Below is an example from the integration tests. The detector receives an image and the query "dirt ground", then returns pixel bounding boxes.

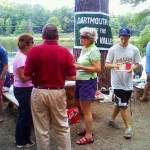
[0,95,150,150]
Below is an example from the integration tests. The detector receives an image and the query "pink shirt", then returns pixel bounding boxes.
[13,51,33,87]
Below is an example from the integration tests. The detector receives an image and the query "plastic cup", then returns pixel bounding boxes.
[125,62,131,70]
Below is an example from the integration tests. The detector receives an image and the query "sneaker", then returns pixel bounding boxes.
[124,128,133,139]
[17,140,35,148]
[109,119,120,129]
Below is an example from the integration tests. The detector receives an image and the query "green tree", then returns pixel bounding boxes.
[11,4,33,33]
[0,1,75,35]
[0,18,5,35]
[138,24,150,53]
[14,20,28,34]
[110,17,121,36]
[47,17,62,33]
[28,19,33,34]
[32,4,50,33]
[51,7,74,33]
[120,0,147,6]
[5,18,12,35]
[120,0,150,26]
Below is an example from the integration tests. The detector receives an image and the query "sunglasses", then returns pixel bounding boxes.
[80,35,89,39]
[30,41,34,44]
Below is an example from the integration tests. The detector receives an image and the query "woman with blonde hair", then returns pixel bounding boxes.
[13,34,35,148]
[75,27,101,145]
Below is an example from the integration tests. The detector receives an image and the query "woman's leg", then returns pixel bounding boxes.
[80,100,93,137]
[14,87,32,145]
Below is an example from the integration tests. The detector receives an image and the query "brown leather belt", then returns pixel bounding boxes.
[34,86,64,89]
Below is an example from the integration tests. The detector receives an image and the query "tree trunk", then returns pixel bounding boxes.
[75,0,109,13]
[74,0,111,89]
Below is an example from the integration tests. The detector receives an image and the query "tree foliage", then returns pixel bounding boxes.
[118,0,150,51]
[51,7,74,33]
[0,0,150,52]
[5,18,12,36]
[138,24,150,53]
[47,17,62,33]
[0,18,5,35]
[0,1,74,35]
[15,20,29,34]
[120,0,147,6]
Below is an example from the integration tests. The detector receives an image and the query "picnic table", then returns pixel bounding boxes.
[2,81,105,108]
[2,86,19,106]
[2,82,80,108]
[133,78,147,100]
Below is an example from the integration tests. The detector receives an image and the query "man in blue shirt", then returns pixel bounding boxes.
[140,41,150,101]
[0,44,8,122]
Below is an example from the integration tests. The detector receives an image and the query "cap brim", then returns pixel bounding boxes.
[119,34,131,36]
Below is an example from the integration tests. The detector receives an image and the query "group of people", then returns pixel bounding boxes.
[0,23,149,149]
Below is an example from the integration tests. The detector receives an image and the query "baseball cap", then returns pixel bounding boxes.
[119,28,131,36]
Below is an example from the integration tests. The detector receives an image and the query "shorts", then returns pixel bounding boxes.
[75,78,97,101]
[113,89,132,108]
[146,73,150,84]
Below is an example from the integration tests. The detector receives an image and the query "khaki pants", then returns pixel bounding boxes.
[31,88,71,150]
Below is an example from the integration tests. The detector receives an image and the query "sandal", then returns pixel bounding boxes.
[77,130,86,136]
[76,136,94,145]
[77,130,94,136]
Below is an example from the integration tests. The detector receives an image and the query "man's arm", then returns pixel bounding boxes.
[105,62,120,69]
[131,63,139,72]
[18,66,31,82]
[65,51,76,81]
[0,63,8,80]
[24,49,34,78]
[66,75,76,81]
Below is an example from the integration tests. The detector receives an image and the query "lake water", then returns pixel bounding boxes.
[1,39,74,72]
[1,39,74,53]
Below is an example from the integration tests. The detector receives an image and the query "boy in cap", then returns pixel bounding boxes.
[105,28,141,138]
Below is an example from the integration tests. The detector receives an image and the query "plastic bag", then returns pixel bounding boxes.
[67,106,80,124]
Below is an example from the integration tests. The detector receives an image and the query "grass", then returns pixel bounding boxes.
[0,33,139,43]
[0,33,142,52]
[0,33,74,42]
